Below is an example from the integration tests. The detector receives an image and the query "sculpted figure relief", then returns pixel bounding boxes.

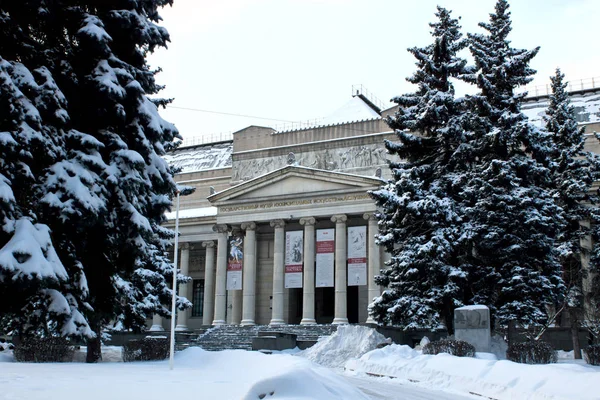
[231,144,389,181]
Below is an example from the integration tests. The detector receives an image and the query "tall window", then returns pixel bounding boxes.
[192,279,204,317]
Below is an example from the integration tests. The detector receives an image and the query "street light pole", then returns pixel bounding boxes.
[169,190,181,370]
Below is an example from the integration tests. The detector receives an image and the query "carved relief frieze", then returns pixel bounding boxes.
[231,143,388,182]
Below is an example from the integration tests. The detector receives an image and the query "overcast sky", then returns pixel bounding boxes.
[148,0,599,141]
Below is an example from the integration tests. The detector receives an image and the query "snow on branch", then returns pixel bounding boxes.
[0,219,68,282]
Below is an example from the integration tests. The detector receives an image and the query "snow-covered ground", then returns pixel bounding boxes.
[2,326,600,400]
[0,346,368,400]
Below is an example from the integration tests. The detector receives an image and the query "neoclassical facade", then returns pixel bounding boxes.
[152,88,600,331]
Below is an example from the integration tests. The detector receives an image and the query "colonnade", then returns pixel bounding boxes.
[157,213,381,330]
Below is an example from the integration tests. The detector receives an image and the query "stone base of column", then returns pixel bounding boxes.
[332,318,349,325]
[212,319,226,326]
[300,318,316,325]
[175,325,190,331]
[240,319,256,326]
[365,317,377,325]
[269,319,285,325]
[149,324,164,332]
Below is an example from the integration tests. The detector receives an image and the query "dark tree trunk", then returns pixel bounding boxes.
[507,320,517,347]
[569,308,582,359]
[86,325,102,363]
[444,301,455,336]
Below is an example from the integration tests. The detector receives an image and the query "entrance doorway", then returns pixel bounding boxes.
[287,288,303,324]
[347,285,359,323]
[315,287,334,324]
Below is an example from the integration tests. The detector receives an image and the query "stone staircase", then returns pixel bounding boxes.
[175,324,338,352]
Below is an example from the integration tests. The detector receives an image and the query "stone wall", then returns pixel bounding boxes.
[233,119,388,153]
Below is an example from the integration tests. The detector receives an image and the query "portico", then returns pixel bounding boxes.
[153,94,396,332]
[161,165,385,329]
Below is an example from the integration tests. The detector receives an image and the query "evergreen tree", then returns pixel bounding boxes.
[545,69,600,350]
[369,7,470,332]
[0,13,92,339]
[545,68,599,260]
[0,1,190,361]
[461,0,565,329]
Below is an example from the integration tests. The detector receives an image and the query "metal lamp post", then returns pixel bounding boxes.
[169,190,181,370]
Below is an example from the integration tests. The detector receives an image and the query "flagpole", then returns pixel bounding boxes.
[169,190,181,370]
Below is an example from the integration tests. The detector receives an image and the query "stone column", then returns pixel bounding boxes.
[331,214,348,324]
[176,242,191,331]
[300,217,316,325]
[149,314,163,331]
[363,213,381,324]
[270,219,286,325]
[212,224,229,325]
[202,241,216,325]
[241,222,257,326]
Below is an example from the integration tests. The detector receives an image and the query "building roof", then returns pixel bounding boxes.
[320,96,382,126]
[522,89,600,126]
[163,90,600,176]
[163,142,232,174]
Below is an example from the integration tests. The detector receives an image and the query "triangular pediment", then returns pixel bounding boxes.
[208,165,382,204]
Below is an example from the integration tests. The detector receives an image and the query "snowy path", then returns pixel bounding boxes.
[340,372,480,400]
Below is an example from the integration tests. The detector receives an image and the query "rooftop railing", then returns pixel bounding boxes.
[352,84,387,111]
[179,131,233,147]
[520,76,600,97]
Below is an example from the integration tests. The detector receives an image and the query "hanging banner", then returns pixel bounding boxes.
[226,236,243,290]
[316,228,335,287]
[285,231,303,288]
[347,226,367,286]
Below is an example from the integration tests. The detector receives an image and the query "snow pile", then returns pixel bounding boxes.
[241,356,368,400]
[0,341,14,363]
[0,351,13,363]
[346,344,600,400]
[490,334,508,359]
[2,347,367,400]
[299,325,390,368]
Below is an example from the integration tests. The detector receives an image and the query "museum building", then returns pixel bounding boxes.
[151,87,600,332]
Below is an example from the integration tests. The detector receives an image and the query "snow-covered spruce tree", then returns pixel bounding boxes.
[369,7,470,333]
[544,68,600,355]
[0,1,190,361]
[461,0,565,330]
[0,8,92,339]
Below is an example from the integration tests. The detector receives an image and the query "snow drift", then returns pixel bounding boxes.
[346,344,600,400]
[298,325,390,368]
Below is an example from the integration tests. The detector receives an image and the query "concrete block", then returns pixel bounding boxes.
[454,305,491,353]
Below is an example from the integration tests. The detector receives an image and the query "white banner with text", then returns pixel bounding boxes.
[226,236,243,290]
[285,230,303,288]
[316,228,335,287]
[347,226,367,286]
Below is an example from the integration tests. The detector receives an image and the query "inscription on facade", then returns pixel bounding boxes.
[220,194,370,213]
